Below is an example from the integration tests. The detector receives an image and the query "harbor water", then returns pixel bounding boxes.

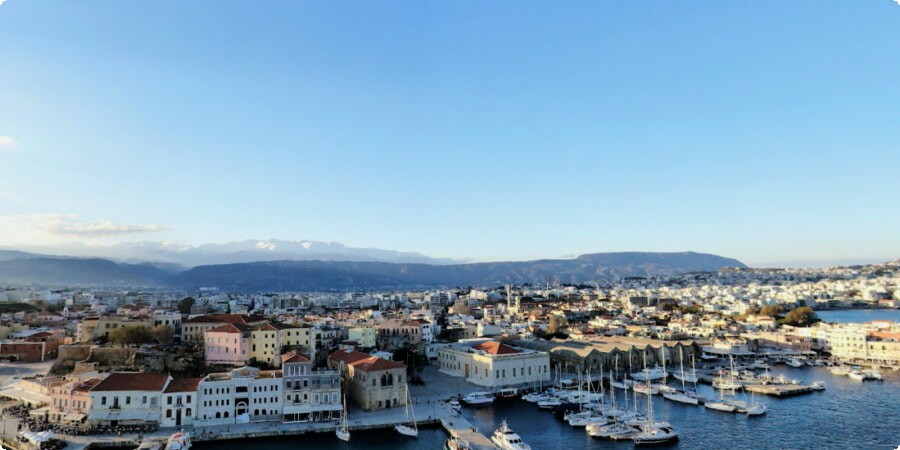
[194,365,899,450]
[816,309,900,323]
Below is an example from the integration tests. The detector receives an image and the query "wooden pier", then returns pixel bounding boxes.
[441,416,498,450]
[744,384,816,397]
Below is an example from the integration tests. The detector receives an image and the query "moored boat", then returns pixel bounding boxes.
[165,432,191,450]
[491,419,531,450]
[462,391,495,405]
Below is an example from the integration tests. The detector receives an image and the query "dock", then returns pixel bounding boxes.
[442,416,498,450]
[744,384,816,397]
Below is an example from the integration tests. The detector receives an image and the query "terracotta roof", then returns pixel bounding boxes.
[91,373,170,392]
[328,349,371,365]
[207,323,251,334]
[183,314,268,325]
[351,357,406,372]
[473,341,521,355]
[281,350,310,364]
[73,378,102,393]
[164,377,202,393]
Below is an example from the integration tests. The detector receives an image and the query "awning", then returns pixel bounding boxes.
[63,412,86,422]
[19,430,54,445]
[90,410,160,422]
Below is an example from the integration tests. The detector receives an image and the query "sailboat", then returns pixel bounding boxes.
[672,351,699,384]
[335,394,350,441]
[587,367,632,438]
[632,377,679,446]
[739,389,766,416]
[705,355,739,413]
[663,347,700,405]
[634,350,659,395]
[395,384,418,437]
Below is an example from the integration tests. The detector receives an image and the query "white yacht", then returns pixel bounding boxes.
[633,383,659,395]
[491,419,531,450]
[164,432,191,450]
[462,391,494,405]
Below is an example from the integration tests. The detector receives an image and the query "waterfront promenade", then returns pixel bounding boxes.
[56,366,478,449]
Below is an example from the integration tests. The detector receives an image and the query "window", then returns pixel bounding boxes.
[166,409,172,418]
[101,396,107,406]
[126,396,131,405]
[167,397,173,405]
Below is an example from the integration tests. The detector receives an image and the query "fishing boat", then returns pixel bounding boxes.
[164,432,191,450]
[395,384,418,437]
[491,419,531,450]
[445,436,472,450]
[462,391,494,405]
[335,394,350,442]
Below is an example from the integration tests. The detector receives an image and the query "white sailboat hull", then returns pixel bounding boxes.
[662,391,699,405]
[395,425,418,437]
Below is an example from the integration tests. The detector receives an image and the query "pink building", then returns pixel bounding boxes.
[204,323,250,366]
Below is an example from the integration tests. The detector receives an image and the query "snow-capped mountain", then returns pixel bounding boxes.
[26,239,456,267]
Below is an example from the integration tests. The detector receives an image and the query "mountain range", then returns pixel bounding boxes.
[0,248,746,291]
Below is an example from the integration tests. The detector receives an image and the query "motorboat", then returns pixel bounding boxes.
[491,419,531,450]
[633,426,679,445]
[785,358,805,368]
[750,359,771,370]
[445,437,472,450]
[712,377,743,390]
[848,371,870,382]
[165,432,191,450]
[865,370,884,381]
[462,391,495,405]
[810,381,826,391]
[829,365,851,376]
[496,388,519,399]
[137,440,164,450]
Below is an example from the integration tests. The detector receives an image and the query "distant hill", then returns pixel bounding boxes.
[0,251,746,291]
[0,257,170,287]
[171,252,746,291]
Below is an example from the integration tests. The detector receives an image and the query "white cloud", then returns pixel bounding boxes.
[0,136,16,150]
[0,1,6,7]
[0,213,166,248]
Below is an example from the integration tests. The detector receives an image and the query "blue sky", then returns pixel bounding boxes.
[1,1,899,267]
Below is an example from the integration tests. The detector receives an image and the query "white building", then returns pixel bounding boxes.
[195,366,283,426]
[88,373,170,426]
[437,339,550,389]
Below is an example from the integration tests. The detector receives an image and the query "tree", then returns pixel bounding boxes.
[759,305,784,318]
[153,325,174,344]
[178,297,196,314]
[108,326,155,346]
[784,306,818,327]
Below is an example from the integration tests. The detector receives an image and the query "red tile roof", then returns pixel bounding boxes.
[207,323,251,334]
[183,314,268,325]
[281,350,310,364]
[328,349,406,372]
[473,341,521,355]
[164,377,202,393]
[91,373,170,392]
